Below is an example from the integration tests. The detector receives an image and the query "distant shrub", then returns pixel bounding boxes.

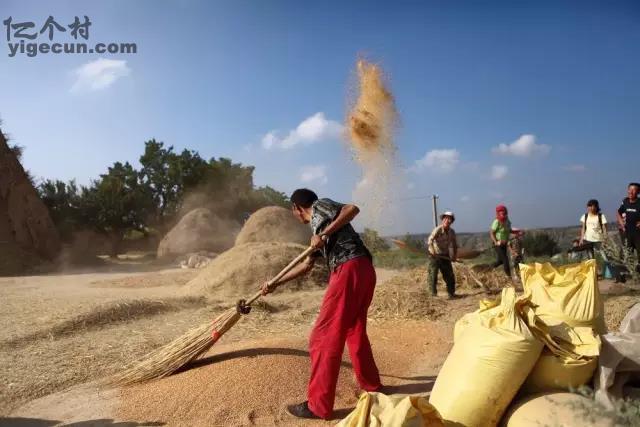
[362,228,390,252]
[522,232,560,257]
[372,250,426,270]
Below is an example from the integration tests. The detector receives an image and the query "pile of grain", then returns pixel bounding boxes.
[603,293,640,332]
[235,206,311,246]
[117,337,360,426]
[182,242,327,298]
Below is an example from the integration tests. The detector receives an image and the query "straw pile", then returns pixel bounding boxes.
[182,242,327,298]
[157,208,239,260]
[235,206,311,246]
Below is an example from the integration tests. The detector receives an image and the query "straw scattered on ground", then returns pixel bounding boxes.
[3,296,207,349]
[90,270,198,288]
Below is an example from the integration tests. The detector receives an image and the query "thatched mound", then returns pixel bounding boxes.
[157,208,239,260]
[0,130,60,274]
[182,242,327,297]
[235,206,311,246]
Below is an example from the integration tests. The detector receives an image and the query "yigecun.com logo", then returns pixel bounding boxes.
[4,15,137,57]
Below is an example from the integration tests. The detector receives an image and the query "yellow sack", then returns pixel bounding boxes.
[520,260,603,392]
[520,259,605,334]
[453,298,503,342]
[429,288,543,427]
[522,348,598,394]
[503,392,615,427]
[336,392,444,427]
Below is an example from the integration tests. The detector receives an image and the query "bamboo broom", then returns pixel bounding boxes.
[108,246,316,386]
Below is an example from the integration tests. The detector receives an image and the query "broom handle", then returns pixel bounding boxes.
[244,246,316,306]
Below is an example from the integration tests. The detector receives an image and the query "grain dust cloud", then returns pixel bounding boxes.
[347,59,403,233]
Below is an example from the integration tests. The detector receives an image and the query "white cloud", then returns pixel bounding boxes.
[70,58,130,93]
[410,149,460,174]
[262,112,343,150]
[491,165,508,180]
[563,164,586,172]
[460,195,470,203]
[299,165,328,185]
[492,134,550,157]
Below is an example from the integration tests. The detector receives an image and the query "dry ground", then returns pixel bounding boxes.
[0,262,636,426]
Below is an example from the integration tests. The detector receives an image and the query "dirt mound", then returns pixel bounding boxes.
[0,130,60,274]
[157,208,239,260]
[183,242,328,298]
[235,206,311,246]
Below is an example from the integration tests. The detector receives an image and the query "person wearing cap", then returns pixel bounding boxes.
[426,211,460,299]
[490,205,519,278]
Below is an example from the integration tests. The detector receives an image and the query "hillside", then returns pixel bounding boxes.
[389,224,619,252]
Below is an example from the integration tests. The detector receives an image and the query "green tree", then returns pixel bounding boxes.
[139,139,209,227]
[81,162,153,257]
[402,233,426,251]
[38,179,82,241]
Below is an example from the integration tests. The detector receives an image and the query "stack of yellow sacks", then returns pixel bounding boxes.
[428,259,603,427]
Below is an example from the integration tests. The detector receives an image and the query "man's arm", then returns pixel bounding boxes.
[311,204,360,249]
[426,227,439,255]
[617,205,625,229]
[261,256,316,295]
[322,204,359,236]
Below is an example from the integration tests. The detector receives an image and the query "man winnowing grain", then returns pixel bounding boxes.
[260,188,382,420]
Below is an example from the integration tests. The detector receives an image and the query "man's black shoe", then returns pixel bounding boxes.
[285,401,320,419]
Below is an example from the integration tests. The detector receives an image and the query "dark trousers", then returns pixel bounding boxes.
[585,241,602,260]
[625,233,640,273]
[493,244,511,277]
[427,256,456,296]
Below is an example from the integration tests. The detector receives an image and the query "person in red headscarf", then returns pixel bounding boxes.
[490,205,520,278]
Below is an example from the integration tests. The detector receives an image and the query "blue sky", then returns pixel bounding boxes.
[1,0,638,234]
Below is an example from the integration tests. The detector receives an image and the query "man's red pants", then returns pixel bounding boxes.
[307,256,381,419]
